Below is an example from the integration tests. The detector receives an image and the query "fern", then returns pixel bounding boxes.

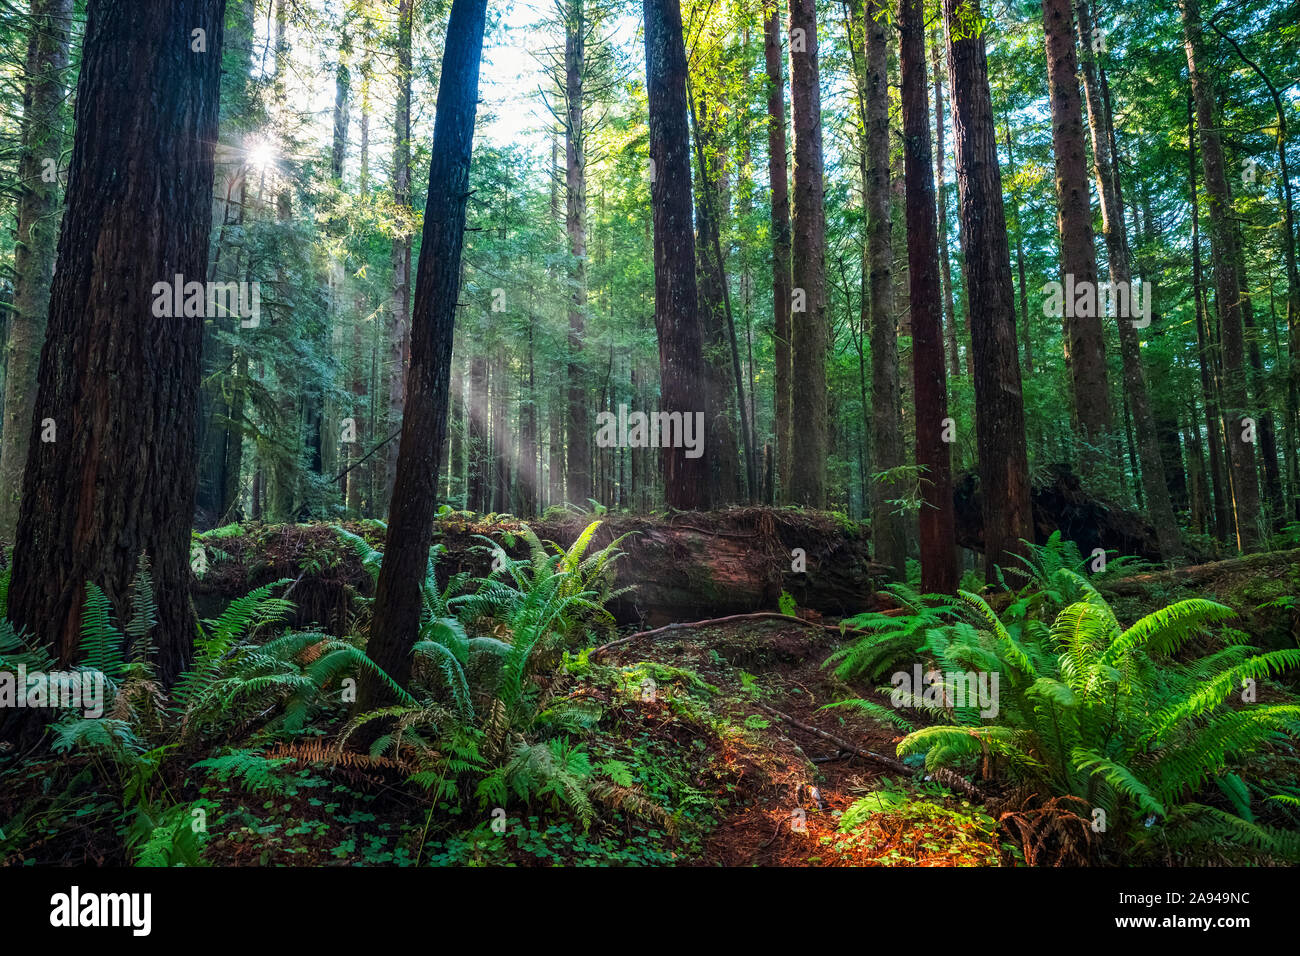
[79,583,126,683]
[191,749,295,794]
[887,586,1300,854]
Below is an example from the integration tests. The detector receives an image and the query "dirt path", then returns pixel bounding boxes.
[601,617,1008,867]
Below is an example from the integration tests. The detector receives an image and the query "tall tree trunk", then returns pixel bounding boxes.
[862,0,905,577]
[518,322,538,514]
[225,350,247,517]
[358,0,487,709]
[1004,122,1033,376]
[692,94,741,505]
[691,90,758,504]
[1180,0,1260,551]
[931,22,961,382]
[1188,94,1229,542]
[787,0,828,508]
[491,350,510,513]
[1185,411,1210,534]
[564,0,591,507]
[359,61,371,192]
[644,0,709,510]
[763,1,793,502]
[268,189,298,521]
[448,352,465,506]
[1208,14,1300,521]
[381,0,413,514]
[548,386,564,508]
[1043,0,1110,449]
[0,0,72,541]
[900,0,957,592]
[7,0,227,691]
[347,311,368,514]
[1075,0,1181,559]
[942,0,1034,583]
[331,30,350,180]
[221,176,253,520]
[1235,234,1285,523]
[468,355,488,512]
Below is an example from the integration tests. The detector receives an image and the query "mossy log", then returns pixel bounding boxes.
[953,464,1169,562]
[191,508,885,632]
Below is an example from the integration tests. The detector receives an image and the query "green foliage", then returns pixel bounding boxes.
[823,583,964,683]
[323,519,679,840]
[887,586,1300,856]
[778,590,797,617]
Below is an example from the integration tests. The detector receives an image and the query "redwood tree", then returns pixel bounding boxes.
[943,0,1033,582]
[763,1,793,501]
[381,0,414,512]
[900,0,957,592]
[564,0,592,507]
[7,0,227,686]
[1043,0,1111,448]
[0,0,73,540]
[787,0,828,508]
[1075,0,1182,560]
[645,0,710,510]
[1180,0,1261,551]
[864,0,906,578]
[358,0,489,707]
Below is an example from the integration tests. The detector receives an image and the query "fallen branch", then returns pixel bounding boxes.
[1102,548,1300,596]
[590,611,876,660]
[754,702,990,803]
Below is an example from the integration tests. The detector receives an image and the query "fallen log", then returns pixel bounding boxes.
[192,508,886,632]
[506,508,884,626]
[953,463,1177,563]
[1100,548,1300,596]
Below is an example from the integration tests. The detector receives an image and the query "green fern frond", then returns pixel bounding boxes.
[819,697,914,732]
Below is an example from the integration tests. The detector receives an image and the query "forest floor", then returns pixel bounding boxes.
[0,614,1011,867]
[4,524,1297,868]
[616,618,1013,866]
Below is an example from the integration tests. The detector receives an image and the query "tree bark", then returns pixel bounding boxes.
[358,0,488,708]
[942,0,1034,583]
[0,0,72,541]
[1043,0,1110,448]
[381,0,414,515]
[1075,0,1181,560]
[1189,93,1230,542]
[1207,13,1300,522]
[691,93,741,505]
[564,0,591,507]
[331,30,350,181]
[862,1,906,578]
[787,0,828,508]
[1004,122,1033,377]
[763,2,793,502]
[644,0,710,510]
[518,321,538,515]
[931,22,961,382]
[468,355,488,511]
[900,0,958,592]
[491,350,510,513]
[1180,0,1261,551]
[7,0,227,689]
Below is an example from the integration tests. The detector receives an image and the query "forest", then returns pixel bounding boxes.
[0,0,1298,887]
